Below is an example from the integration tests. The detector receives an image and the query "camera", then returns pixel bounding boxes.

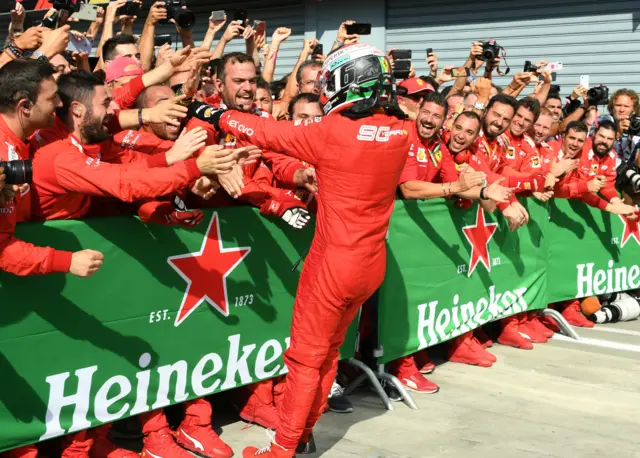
[523,60,537,73]
[587,84,609,106]
[117,1,141,17]
[591,293,640,323]
[478,39,501,62]
[0,160,32,185]
[52,0,82,13]
[616,160,640,192]
[162,0,195,30]
[628,116,640,137]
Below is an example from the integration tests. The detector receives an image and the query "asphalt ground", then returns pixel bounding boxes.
[216,320,640,458]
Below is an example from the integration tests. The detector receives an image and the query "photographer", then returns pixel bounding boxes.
[0,59,102,277]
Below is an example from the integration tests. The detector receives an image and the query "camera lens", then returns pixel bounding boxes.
[0,160,32,185]
[175,9,196,29]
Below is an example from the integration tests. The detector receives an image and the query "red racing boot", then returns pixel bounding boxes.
[497,314,533,350]
[518,314,548,344]
[527,312,554,338]
[391,355,439,394]
[414,350,435,374]
[174,400,233,458]
[142,428,194,458]
[474,327,494,348]
[239,380,278,429]
[90,424,138,458]
[448,333,494,367]
[562,300,595,328]
[4,445,38,458]
[242,440,294,458]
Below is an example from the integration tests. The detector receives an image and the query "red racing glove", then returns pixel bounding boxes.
[259,189,311,230]
[137,200,204,228]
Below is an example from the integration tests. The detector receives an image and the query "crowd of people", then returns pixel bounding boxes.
[1,1,640,457]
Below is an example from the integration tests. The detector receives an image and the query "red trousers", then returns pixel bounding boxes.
[274,245,384,449]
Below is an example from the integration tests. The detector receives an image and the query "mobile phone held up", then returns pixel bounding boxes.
[211,10,225,22]
[426,48,433,57]
[345,23,371,35]
[312,43,324,56]
[154,34,172,47]
[390,49,412,80]
[253,20,266,36]
[234,10,248,26]
[451,68,470,78]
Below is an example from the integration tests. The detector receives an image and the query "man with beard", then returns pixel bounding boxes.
[30,71,257,222]
[0,60,103,278]
[185,52,311,230]
[550,121,638,328]
[28,72,255,458]
[394,94,514,377]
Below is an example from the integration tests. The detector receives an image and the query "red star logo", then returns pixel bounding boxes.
[462,205,498,276]
[168,213,250,326]
[619,214,640,248]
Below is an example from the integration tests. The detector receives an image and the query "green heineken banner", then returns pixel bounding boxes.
[547,199,640,302]
[0,208,361,453]
[377,199,550,364]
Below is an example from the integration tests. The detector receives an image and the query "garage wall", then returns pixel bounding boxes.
[386,0,640,97]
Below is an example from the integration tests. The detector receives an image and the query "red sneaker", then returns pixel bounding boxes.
[4,445,38,458]
[174,423,233,458]
[392,356,439,393]
[562,300,595,328]
[474,327,494,348]
[527,312,554,338]
[243,440,294,458]
[142,428,194,458]
[448,333,494,367]
[239,397,278,430]
[498,315,534,350]
[397,372,440,394]
[518,315,548,343]
[414,351,435,374]
[540,315,561,333]
[91,425,138,458]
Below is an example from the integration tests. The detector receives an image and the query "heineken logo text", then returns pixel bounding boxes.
[577,261,640,297]
[40,334,290,441]
[417,286,528,348]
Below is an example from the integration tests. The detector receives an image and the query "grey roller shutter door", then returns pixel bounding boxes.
[386,0,640,96]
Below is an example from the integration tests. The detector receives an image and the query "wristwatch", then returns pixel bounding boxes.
[32,50,48,62]
[473,101,486,111]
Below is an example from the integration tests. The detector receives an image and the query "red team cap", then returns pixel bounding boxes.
[398,77,435,97]
[105,57,144,84]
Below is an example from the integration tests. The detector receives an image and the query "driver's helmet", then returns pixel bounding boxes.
[315,43,395,115]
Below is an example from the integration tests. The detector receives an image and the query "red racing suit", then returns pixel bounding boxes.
[553,140,619,210]
[0,115,72,276]
[184,116,309,218]
[30,134,199,221]
[398,132,460,185]
[218,110,414,449]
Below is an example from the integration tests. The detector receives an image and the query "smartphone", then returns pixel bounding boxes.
[345,23,371,35]
[580,75,590,89]
[551,72,557,82]
[116,1,140,18]
[70,3,99,22]
[426,48,433,57]
[546,62,563,71]
[390,49,412,60]
[253,20,266,36]
[394,60,412,80]
[312,43,324,55]
[66,33,93,54]
[234,10,248,25]
[451,68,470,78]
[211,10,226,21]
[154,34,172,47]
